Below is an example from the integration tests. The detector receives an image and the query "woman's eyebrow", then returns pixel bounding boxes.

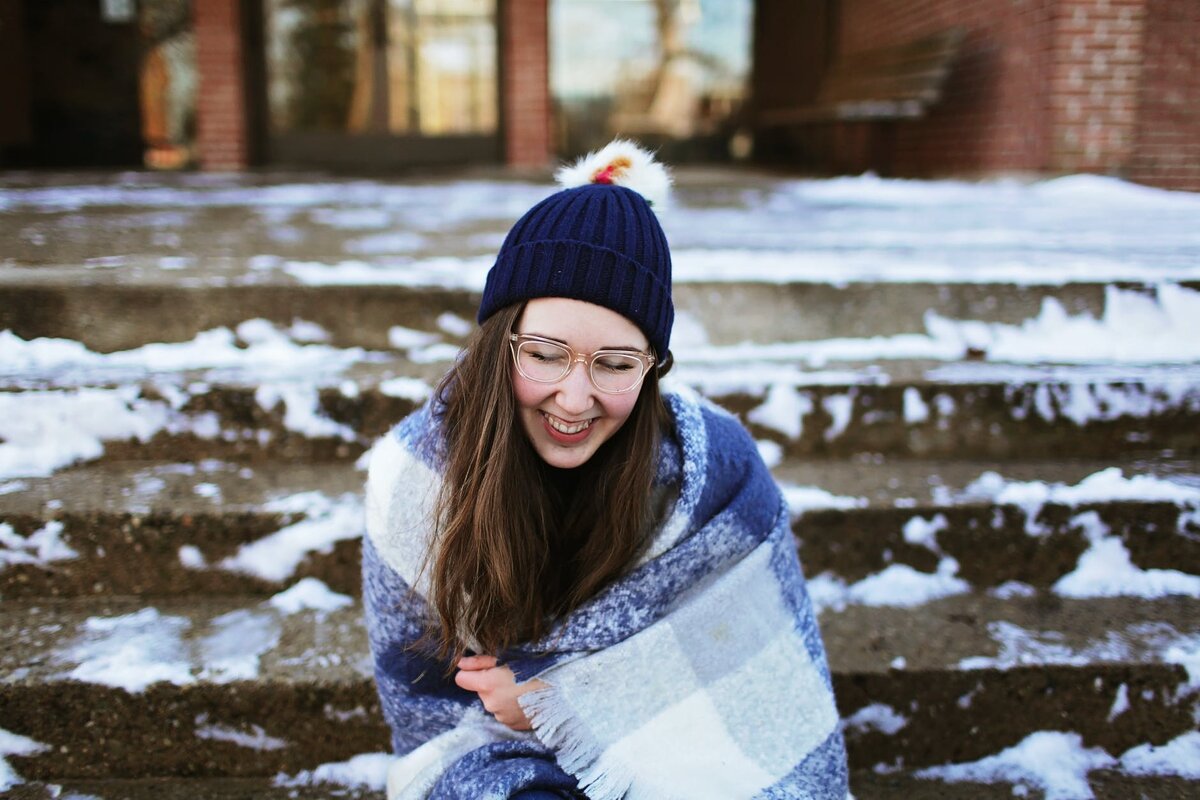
[521,332,646,352]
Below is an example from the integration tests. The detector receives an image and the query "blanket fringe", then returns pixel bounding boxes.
[520,685,641,800]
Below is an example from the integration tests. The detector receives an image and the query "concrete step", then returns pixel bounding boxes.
[10,780,383,799]
[3,456,1197,599]
[850,770,1199,800]
[9,771,1196,800]
[2,368,1197,484]
[9,279,1189,352]
[4,168,1199,302]
[7,453,1193,515]
[0,593,1194,783]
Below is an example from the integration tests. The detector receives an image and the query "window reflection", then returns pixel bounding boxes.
[266,0,497,136]
[140,0,196,168]
[551,0,751,157]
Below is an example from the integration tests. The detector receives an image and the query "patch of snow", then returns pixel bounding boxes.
[275,752,391,791]
[220,492,363,582]
[0,520,77,567]
[822,393,855,441]
[747,384,813,440]
[1119,731,1200,779]
[991,581,1037,599]
[950,468,1200,539]
[311,207,392,229]
[1054,511,1200,599]
[198,608,281,683]
[158,256,191,270]
[285,319,331,343]
[1,320,372,380]
[194,482,222,500]
[387,325,441,349]
[379,376,434,402]
[0,481,28,495]
[58,608,194,692]
[269,577,354,615]
[670,248,1200,285]
[915,731,1115,800]
[755,439,783,468]
[435,312,474,338]
[842,703,909,736]
[194,713,288,751]
[934,393,957,417]
[805,573,850,616]
[846,559,969,607]
[903,387,929,424]
[902,514,948,552]
[179,545,207,569]
[668,365,886,396]
[670,310,710,349]
[671,285,1200,370]
[345,231,425,254]
[0,386,194,479]
[1107,684,1130,721]
[780,485,867,517]
[959,621,1132,671]
[248,254,282,271]
[256,383,358,441]
[408,342,461,364]
[283,256,493,289]
[1161,634,1200,690]
[0,727,50,792]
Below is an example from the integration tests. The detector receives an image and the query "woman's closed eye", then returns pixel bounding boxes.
[596,356,636,373]
[526,349,566,364]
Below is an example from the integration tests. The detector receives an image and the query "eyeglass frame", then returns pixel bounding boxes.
[508,333,656,394]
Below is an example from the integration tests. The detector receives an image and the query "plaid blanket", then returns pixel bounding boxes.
[363,387,848,799]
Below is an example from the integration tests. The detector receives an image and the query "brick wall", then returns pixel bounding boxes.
[1048,0,1144,173]
[0,0,32,149]
[839,0,1058,175]
[194,0,250,171]
[836,0,1199,189]
[501,0,552,168]
[1127,0,1200,190]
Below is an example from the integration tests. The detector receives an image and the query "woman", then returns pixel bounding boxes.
[364,140,849,799]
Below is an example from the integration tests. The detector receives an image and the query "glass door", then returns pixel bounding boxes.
[263,0,499,168]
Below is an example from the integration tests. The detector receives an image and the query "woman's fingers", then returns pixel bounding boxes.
[454,665,542,731]
[456,654,498,671]
[454,667,488,692]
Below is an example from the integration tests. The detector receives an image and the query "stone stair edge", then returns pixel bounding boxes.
[7,771,1197,800]
[5,453,1195,515]
[3,493,1198,599]
[2,591,1196,679]
[4,280,1199,354]
[3,376,1197,473]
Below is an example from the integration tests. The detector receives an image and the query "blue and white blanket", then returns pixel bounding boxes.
[363,388,849,799]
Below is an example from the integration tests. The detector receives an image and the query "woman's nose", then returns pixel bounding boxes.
[554,361,595,414]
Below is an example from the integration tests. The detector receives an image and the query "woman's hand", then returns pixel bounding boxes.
[454,655,547,731]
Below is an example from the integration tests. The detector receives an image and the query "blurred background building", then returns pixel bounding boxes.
[0,0,1195,189]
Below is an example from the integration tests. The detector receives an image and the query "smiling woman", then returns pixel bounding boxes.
[362,140,849,799]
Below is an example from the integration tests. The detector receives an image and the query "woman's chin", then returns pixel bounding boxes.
[531,439,598,469]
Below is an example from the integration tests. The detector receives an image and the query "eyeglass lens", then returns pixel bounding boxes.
[515,340,645,392]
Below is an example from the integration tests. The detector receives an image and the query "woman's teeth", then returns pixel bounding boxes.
[544,414,593,435]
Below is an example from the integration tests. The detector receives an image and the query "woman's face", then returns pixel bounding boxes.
[512,298,649,469]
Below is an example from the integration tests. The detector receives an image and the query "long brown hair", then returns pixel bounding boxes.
[427,302,668,664]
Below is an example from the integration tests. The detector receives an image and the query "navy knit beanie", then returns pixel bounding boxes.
[477,140,674,357]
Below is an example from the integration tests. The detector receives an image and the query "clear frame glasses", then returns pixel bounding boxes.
[509,334,655,394]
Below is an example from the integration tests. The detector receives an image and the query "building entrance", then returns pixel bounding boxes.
[261,0,500,169]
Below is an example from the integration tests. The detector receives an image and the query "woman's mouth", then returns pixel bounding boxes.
[541,412,595,442]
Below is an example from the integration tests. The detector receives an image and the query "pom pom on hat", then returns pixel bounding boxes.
[478,139,675,356]
[554,139,672,209]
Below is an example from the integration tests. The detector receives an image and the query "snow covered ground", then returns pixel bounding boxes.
[2,170,1199,796]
